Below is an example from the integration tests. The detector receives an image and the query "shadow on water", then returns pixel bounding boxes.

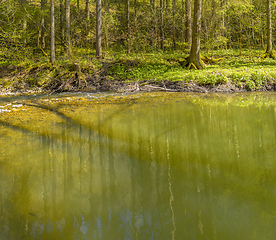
[1,92,276,239]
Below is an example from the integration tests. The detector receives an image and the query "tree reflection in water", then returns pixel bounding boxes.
[0,92,276,239]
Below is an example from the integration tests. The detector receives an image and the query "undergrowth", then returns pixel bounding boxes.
[1,48,276,91]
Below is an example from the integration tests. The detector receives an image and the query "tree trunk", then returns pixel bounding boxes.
[65,0,71,57]
[85,0,89,21]
[151,0,156,50]
[160,0,164,51]
[266,0,273,56]
[40,0,45,49]
[51,0,55,64]
[85,0,90,37]
[185,0,191,48]
[172,0,176,49]
[96,0,102,58]
[126,0,130,53]
[60,0,64,49]
[187,0,202,69]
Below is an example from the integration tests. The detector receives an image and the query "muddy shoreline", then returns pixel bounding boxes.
[1,78,276,97]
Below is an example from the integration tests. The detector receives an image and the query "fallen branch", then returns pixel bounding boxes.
[142,85,177,92]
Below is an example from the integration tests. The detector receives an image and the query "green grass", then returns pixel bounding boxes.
[106,49,276,90]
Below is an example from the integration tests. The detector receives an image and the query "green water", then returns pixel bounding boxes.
[0,92,276,240]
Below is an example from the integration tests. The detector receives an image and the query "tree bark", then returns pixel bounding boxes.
[151,0,156,50]
[172,0,176,49]
[51,0,55,64]
[60,0,64,49]
[126,0,130,53]
[65,0,71,57]
[185,0,191,48]
[266,0,273,55]
[96,0,102,58]
[187,0,203,69]
[40,0,45,49]
[85,0,89,21]
[160,0,164,51]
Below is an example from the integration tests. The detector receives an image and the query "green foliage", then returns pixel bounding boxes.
[1,49,276,92]
[250,71,268,89]
[246,80,256,90]
[198,72,228,86]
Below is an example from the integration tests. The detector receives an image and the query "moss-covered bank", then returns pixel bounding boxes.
[1,50,276,96]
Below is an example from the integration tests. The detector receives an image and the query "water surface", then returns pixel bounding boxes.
[0,92,276,239]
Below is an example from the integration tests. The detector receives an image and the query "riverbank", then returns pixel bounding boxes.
[1,50,276,96]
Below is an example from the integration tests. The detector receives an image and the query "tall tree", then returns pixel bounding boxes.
[96,0,102,58]
[186,0,203,69]
[126,0,130,53]
[40,0,45,49]
[151,0,157,50]
[185,0,191,48]
[60,0,64,48]
[160,0,164,51]
[51,0,55,63]
[265,0,273,58]
[85,0,89,21]
[172,0,176,49]
[65,0,71,57]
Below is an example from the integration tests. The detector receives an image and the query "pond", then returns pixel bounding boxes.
[0,92,276,240]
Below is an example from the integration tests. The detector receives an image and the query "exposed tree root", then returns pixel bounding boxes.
[261,52,275,59]
[200,56,224,64]
[182,55,224,69]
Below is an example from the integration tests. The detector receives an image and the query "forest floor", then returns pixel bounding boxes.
[1,49,276,96]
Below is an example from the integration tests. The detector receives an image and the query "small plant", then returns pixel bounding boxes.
[246,80,256,90]
[199,72,228,86]
[229,72,250,82]
[250,72,268,89]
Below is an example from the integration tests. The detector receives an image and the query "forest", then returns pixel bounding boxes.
[0,0,276,93]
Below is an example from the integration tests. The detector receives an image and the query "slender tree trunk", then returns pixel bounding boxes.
[65,0,71,57]
[85,0,90,37]
[40,0,45,49]
[104,0,109,50]
[221,0,225,37]
[60,0,64,49]
[96,0,102,58]
[185,0,191,48]
[51,0,55,64]
[85,0,89,21]
[266,0,273,56]
[172,0,176,49]
[126,0,130,53]
[187,0,202,69]
[151,0,156,50]
[160,0,164,51]
[19,0,27,44]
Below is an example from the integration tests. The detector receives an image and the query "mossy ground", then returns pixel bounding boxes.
[1,48,276,94]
